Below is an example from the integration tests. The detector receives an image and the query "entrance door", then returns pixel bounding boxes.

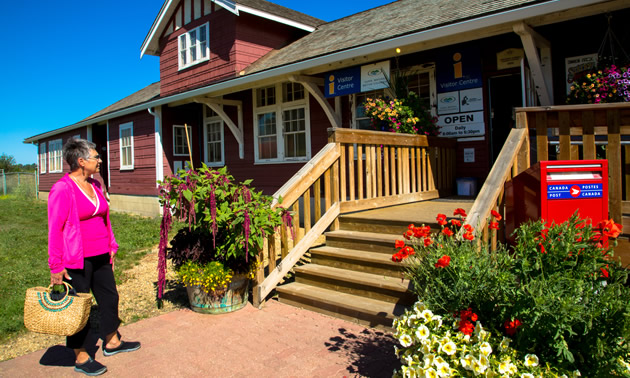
[488,74,523,163]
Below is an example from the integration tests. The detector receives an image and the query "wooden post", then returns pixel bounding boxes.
[332,160,340,230]
[535,113,548,162]
[582,110,596,160]
[383,146,390,196]
[303,189,311,233]
[340,146,346,202]
[558,112,570,160]
[376,145,383,197]
[348,146,355,201]
[314,178,322,222]
[607,109,622,222]
[357,145,364,200]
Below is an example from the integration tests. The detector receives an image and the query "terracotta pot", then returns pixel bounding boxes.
[185,274,249,314]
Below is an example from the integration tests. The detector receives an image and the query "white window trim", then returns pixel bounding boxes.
[253,82,311,164]
[173,125,192,157]
[48,139,62,173]
[203,106,225,167]
[119,122,134,170]
[178,22,210,70]
[39,143,46,174]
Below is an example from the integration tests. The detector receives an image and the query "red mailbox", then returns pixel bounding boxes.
[505,160,608,239]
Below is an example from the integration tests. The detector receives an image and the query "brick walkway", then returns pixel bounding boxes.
[0,300,398,377]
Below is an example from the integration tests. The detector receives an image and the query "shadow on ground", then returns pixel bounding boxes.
[325,327,399,377]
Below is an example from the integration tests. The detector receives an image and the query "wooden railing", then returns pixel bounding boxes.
[253,128,456,306]
[466,103,630,246]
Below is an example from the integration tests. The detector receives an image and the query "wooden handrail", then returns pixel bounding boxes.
[465,128,528,237]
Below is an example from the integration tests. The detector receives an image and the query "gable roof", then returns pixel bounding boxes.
[141,0,324,57]
[244,0,554,74]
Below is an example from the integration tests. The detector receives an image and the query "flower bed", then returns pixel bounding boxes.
[392,209,630,376]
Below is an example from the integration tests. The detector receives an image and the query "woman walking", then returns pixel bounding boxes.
[48,138,140,376]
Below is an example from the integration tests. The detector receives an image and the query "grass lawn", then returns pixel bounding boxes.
[0,195,165,342]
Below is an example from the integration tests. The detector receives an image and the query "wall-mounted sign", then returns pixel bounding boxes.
[437,111,485,138]
[497,48,524,70]
[459,87,484,112]
[565,54,597,94]
[437,91,460,114]
[437,48,482,93]
[464,148,475,163]
[325,61,390,97]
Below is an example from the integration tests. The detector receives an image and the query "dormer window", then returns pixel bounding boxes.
[178,23,209,70]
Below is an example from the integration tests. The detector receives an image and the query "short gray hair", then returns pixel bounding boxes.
[63,138,96,171]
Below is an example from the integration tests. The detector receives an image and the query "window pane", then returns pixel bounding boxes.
[257,86,275,107]
[206,122,221,163]
[257,113,276,136]
[283,83,304,102]
[282,108,306,158]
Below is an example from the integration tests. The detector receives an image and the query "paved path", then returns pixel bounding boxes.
[0,300,398,377]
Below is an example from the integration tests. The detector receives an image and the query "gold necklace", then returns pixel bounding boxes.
[70,175,96,200]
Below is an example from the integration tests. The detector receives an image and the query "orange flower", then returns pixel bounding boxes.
[463,232,474,241]
[434,255,451,268]
[489,221,499,230]
[598,219,622,239]
[463,224,474,233]
[436,213,447,226]
[442,227,454,237]
[490,210,502,221]
[395,240,405,249]
[424,237,433,247]
[450,219,461,227]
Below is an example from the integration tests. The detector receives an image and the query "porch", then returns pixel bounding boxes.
[253,102,630,326]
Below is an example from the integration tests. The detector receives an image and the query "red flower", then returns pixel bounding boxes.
[423,237,433,247]
[403,230,413,240]
[598,219,622,239]
[436,213,447,226]
[413,225,431,238]
[463,224,474,233]
[489,221,499,230]
[459,320,474,336]
[434,255,451,268]
[600,265,610,278]
[539,243,546,254]
[490,210,502,221]
[404,246,415,256]
[391,252,403,262]
[442,227,454,237]
[395,240,405,249]
[463,232,474,241]
[450,219,461,227]
[540,228,549,240]
[454,208,467,218]
[504,318,522,336]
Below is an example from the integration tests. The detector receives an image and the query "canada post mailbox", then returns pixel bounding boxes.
[505,160,608,239]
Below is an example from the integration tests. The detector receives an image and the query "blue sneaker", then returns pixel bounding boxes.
[74,357,107,376]
[103,340,141,356]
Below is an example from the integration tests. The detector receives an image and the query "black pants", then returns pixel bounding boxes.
[65,253,120,350]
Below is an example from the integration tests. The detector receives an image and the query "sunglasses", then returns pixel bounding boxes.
[85,154,101,160]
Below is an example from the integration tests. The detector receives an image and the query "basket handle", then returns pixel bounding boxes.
[47,281,74,303]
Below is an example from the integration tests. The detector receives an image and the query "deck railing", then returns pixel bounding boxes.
[253,128,456,306]
[466,102,630,246]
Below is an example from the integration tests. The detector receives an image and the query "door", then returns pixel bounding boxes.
[488,74,523,163]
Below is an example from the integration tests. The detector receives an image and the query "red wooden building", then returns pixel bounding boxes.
[25,0,630,216]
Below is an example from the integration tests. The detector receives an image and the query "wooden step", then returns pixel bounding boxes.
[276,282,410,329]
[310,246,404,277]
[324,230,401,253]
[338,215,414,235]
[294,264,414,304]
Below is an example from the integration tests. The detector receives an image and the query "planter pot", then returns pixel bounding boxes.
[185,274,249,314]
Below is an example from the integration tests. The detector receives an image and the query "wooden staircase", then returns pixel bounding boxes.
[276,214,414,329]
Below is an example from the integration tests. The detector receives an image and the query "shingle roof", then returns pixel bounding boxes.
[236,0,324,28]
[245,0,545,74]
[80,82,161,122]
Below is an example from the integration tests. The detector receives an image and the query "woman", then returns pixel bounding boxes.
[48,138,140,376]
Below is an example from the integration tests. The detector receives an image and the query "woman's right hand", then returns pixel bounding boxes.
[50,269,71,285]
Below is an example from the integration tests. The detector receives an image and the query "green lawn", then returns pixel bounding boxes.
[0,195,165,342]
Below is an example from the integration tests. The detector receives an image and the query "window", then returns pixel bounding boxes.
[39,143,46,174]
[173,125,192,156]
[119,123,134,170]
[354,89,386,130]
[253,82,310,163]
[178,23,209,69]
[48,139,62,173]
[204,106,224,166]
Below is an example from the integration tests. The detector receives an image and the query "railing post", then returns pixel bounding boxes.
[607,109,622,222]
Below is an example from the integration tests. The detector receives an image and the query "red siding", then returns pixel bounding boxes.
[107,111,158,196]
[38,129,92,192]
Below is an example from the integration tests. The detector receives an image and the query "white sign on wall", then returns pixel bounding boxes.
[360,60,391,92]
[459,87,484,112]
[464,148,475,163]
[437,91,460,114]
[440,123,485,138]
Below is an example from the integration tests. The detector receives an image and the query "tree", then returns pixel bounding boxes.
[0,153,16,172]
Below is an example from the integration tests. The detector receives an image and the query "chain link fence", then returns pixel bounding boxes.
[1,170,38,198]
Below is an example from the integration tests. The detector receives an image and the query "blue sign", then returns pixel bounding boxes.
[325,66,361,97]
[436,48,482,93]
[547,183,603,200]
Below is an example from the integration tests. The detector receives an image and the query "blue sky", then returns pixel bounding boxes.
[0,0,392,165]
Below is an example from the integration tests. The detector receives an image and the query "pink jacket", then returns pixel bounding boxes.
[48,174,119,274]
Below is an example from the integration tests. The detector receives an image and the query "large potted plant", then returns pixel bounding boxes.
[156,165,290,313]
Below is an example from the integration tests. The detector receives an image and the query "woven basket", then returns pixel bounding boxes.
[24,282,92,336]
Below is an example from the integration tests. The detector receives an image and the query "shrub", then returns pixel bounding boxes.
[394,210,630,376]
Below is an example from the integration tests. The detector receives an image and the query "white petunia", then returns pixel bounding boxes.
[420,309,434,323]
[471,357,487,375]
[478,354,489,368]
[400,333,413,347]
[414,301,427,314]
[479,342,492,356]
[423,354,435,369]
[524,354,539,367]
[520,374,534,378]
[498,337,511,352]
[421,343,431,355]
[416,324,430,340]
[460,354,474,370]
[407,314,418,327]
[441,340,457,356]
[425,367,438,378]
[436,362,451,377]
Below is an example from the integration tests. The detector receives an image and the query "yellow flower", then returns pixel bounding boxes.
[524,354,539,367]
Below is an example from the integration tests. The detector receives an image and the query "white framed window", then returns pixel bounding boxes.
[203,106,224,166]
[352,65,436,130]
[48,139,63,173]
[253,82,310,163]
[119,122,134,170]
[173,125,192,156]
[178,23,209,70]
[39,143,46,174]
